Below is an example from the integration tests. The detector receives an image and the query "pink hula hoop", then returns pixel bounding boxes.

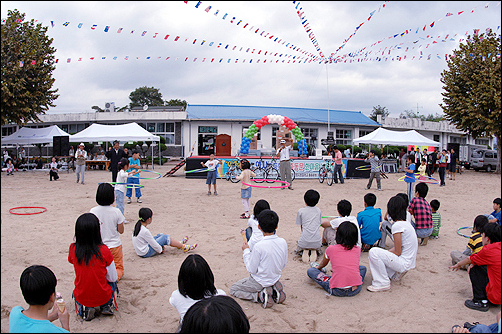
[242,179,290,189]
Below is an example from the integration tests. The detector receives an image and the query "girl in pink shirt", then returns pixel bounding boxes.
[307,221,366,296]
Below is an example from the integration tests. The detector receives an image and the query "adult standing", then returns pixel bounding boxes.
[344,147,352,158]
[449,148,457,181]
[18,148,26,165]
[332,146,344,184]
[276,139,293,190]
[427,149,435,176]
[105,140,127,183]
[446,149,451,179]
[75,143,87,185]
[438,149,447,187]
[399,148,407,172]
[68,146,75,171]
[126,150,142,204]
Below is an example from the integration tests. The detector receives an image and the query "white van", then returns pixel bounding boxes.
[470,149,498,172]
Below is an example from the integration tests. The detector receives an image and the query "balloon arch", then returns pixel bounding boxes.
[239,114,308,155]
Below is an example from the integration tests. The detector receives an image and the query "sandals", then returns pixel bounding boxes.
[181,236,189,244]
[183,243,197,253]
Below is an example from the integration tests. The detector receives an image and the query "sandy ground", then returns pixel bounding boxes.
[1,163,501,333]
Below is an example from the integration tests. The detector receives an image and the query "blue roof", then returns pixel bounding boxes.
[186,104,379,126]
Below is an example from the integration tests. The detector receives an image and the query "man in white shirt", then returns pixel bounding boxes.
[276,139,293,190]
[230,210,288,309]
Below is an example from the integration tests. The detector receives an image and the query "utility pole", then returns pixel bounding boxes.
[415,103,423,116]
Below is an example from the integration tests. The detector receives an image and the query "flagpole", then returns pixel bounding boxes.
[326,62,330,133]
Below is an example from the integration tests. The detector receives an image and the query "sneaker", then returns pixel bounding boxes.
[391,271,408,282]
[259,287,274,308]
[82,306,96,321]
[271,281,286,304]
[420,237,429,246]
[365,187,370,190]
[378,188,382,191]
[137,198,142,203]
[127,197,131,204]
[81,182,85,185]
[240,213,249,219]
[183,243,197,253]
[101,304,114,315]
[367,284,391,292]
[463,322,479,330]
[181,236,189,244]
[464,299,489,312]
[288,186,294,190]
[214,191,218,196]
[207,191,211,196]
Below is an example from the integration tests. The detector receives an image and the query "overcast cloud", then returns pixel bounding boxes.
[2,1,501,118]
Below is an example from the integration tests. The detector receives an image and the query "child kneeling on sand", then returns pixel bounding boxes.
[230,209,288,308]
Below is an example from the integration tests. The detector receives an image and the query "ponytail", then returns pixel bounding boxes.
[133,207,153,237]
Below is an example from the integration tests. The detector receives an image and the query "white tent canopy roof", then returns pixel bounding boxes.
[69,122,160,143]
[353,127,440,146]
[1,125,70,145]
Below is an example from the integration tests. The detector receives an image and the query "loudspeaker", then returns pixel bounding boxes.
[53,136,70,156]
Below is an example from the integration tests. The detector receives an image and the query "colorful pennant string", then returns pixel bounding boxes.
[292,1,326,61]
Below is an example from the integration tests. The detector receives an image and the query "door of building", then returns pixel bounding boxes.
[215,134,231,156]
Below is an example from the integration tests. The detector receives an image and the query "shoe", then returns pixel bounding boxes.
[301,250,310,263]
[391,271,408,281]
[367,284,390,292]
[214,191,218,196]
[365,187,370,190]
[463,322,479,330]
[464,299,489,312]
[82,306,96,321]
[207,191,211,196]
[288,186,294,190]
[181,236,189,244]
[378,188,382,191]
[137,198,142,203]
[259,287,274,308]
[76,180,79,183]
[272,281,286,304]
[183,243,197,253]
[240,213,249,219]
[127,197,131,204]
[124,220,130,224]
[420,237,429,246]
[81,182,85,185]
[101,304,114,315]
[451,325,461,332]
[309,251,317,263]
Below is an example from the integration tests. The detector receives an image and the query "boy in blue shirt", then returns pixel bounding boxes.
[357,193,382,252]
[488,198,501,225]
[9,265,70,333]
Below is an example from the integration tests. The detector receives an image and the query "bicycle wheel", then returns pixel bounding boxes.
[252,167,265,182]
[326,169,334,186]
[265,167,279,183]
[318,167,326,183]
[291,168,296,181]
[230,167,241,183]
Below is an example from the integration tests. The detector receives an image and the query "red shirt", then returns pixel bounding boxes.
[68,244,113,307]
[408,197,433,229]
[470,242,501,305]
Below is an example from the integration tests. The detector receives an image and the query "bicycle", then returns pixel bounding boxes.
[224,157,264,183]
[318,159,334,184]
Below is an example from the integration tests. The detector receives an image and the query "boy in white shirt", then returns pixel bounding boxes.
[321,199,362,249]
[230,209,288,308]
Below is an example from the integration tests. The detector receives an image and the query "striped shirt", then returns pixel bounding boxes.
[467,232,483,254]
[431,212,441,237]
[365,156,380,172]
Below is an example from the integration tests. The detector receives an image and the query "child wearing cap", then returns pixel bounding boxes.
[75,143,87,185]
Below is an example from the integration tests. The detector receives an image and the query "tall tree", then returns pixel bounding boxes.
[369,105,389,122]
[440,29,501,173]
[129,86,164,108]
[165,98,187,110]
[1,9,59,125]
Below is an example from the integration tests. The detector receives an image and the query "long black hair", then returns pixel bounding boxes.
[178,254,217,300]
[133,207,153,237]
[73,213,103,265]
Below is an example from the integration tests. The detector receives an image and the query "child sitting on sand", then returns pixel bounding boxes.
[169,254,226,331]
[357,193,382,252]
[307,221,366,297]
[450,215,488,269]
[429,199,441,239]
[242,199,270,251]
[132,207,197,257]
[294,189,323,263]
[321,199,361,249]
[408,182,433,246]
[230,209,287,308]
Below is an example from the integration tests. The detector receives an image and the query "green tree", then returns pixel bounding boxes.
[440,29,501,173]
[369,105,389,122]
[129,86,164,109]
[165,98,187,110]
[1,9,59,125]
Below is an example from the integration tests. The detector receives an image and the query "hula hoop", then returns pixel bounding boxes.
[185,168,211,174]
[100,182,145,189]
[129,169,162,180]
[398,174,439,184]
[322,216,338,218]
[9,206,47,215]
[355,165,380,171]
[241,179,290,189]
[457,226,473,238]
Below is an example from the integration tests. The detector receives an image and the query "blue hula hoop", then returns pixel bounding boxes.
[457,226,472,238]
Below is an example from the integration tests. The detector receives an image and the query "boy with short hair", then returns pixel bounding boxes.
[230,210,288,308]
[449,223,501,312]
[9,265,70,333]
[450,215,488,268]
[295,189,323,263]
[321,199,362,249]
[488,198,501,225]
[364,150,382,191]
[408,182,433,246]
[429,199,441,239]
[201,153,221,196]
[357,193,382,251]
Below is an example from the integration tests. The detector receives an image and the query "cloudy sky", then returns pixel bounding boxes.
[2,1,501,118]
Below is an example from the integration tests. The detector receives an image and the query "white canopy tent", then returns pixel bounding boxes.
[69,122,161,167]
[353,127,440,146]
[1,125,70,145]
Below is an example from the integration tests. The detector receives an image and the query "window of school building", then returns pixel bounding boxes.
[301,127,318,148]
[475,138,489,146]
[335,129,352,145]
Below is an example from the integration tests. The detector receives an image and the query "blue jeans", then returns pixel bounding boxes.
[115,190,124,215]
[334,164,344,183]
[307,266,366,297]
[411,221,433,238]
[126,177,141,199]
[406,182,414,205]
[469,323,499,333]
[206,170,217,184]
[141,233,171,258]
